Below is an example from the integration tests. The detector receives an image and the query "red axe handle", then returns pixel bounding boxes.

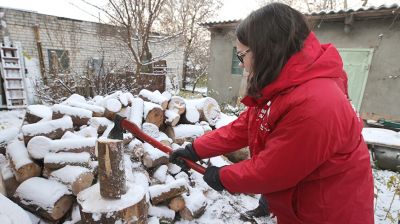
[120,119,206,174]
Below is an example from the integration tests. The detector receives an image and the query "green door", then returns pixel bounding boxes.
[338,48,374,111]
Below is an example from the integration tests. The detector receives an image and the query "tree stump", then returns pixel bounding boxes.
[97,139,126,199]
[78,183,148,224]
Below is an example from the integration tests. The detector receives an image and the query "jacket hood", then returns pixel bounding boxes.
[241,32,347,107]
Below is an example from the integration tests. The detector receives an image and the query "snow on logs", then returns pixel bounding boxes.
[186,97,221,126]
[6,140,41,182]
[0,194,32,223]
[144,102,165,128]
[49,165,94,196]
[52,104,92,126]
[21,116,73,145]
[25,104,53,123]
[14,177,74,221]
[139,89,169,110]
[27,136,96,159]
[149,178,188,205]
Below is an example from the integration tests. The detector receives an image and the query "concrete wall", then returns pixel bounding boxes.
[207,17,400,118]
[312,18,400,118]
[207,28,244,105]
[0,7,184,103]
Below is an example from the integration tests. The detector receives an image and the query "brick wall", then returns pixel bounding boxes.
[0,7,184,102]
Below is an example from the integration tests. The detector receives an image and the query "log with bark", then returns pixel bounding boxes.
[64,100,105,117]
[103,98,122,120]
[14,177,74,222]
[44,152,91,171]
[27,136,96,159]
[165,124,204,145]
[97,139,126,199]
[77,183,148,224]
[49,165,94,196]
[139,89,169,110]
[144,102,165,128]
[165,110,180,127]
[149,178,188,205]
[148,205,175,223]
[6,140,41,182]
[24,105,53,123]
[179,188,207,221]
[179,105,200,124]
[89,117,113,134]
[21,116,74,145]
[0,155,19,197]
[169,196,186,212]
[142,143,169,169]
[52,104,93,126]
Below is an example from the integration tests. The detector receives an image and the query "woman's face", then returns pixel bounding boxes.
[236,39,253,77]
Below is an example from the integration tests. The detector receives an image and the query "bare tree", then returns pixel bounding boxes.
[82,0,168,75]
[257,0,351,12]
[157,0,222,89]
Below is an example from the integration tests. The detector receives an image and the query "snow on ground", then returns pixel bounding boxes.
[0,109,399,223]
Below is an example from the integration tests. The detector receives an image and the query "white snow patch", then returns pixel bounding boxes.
[0,194,31,224]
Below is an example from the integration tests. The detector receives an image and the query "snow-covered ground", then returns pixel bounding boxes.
[0,109,399,224]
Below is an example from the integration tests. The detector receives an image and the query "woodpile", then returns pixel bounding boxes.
[0,89,248,223]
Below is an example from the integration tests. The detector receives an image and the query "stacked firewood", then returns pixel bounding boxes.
[0,89,245,223]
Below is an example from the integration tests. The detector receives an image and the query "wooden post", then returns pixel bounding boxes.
[97,139,126,199]
[33,25,46,85]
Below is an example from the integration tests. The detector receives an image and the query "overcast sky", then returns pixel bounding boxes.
[0,0,399,23]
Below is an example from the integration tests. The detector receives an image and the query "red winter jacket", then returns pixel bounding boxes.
[193,32,374,224]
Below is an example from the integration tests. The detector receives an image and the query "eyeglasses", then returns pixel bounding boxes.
[236,48,250,63]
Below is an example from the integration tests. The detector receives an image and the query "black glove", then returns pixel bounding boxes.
[203,166,225,191]
[169,144,200,170]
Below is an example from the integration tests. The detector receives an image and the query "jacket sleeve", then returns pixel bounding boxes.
[219,105,337,194]
[193,108,250,159]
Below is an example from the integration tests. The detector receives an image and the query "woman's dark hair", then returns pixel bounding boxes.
[236,3,310,97]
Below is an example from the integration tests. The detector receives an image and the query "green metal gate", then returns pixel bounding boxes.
[338,48,374,111]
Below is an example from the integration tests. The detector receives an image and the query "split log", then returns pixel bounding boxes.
[144,102,165,128]
[27,136,96,159]
[6,140,41,182]
[44,152,91,170]
[149,178,188,205]
[64,100,105,117]
[126,139,145,161]
[180,188,207,221]
[14,177,74,222]
[142,122,160,138]
[97,139,126,199]
[165,110,180,126]
[129,97,144,128]
[148,205,175,223]
[179,105,200,124]
[78,183,148,224]
[165,124,204,145]
[0,155,19,197]
[52,104,93,126]
[142,143,169,168]
[168,96,186,115]
[139,89,169,110]
[49,165,94,196]
[104,98,122,120]
[0,194,32,223]
[21,116,73,145]
[186,97,221,126]
[169,196,186,212]
[25,104,53,123]
[89,117,113,134]
[152,165,168,184]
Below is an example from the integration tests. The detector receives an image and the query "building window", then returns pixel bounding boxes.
[47,49,70,73]
[231,47,243,75]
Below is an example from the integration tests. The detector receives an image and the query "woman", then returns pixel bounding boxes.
[170,3,374,223]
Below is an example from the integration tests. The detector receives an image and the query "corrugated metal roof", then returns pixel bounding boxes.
[305,3,399,16]
[202,3,400,26]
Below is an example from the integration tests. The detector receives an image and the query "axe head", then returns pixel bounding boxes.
[108,114,125,140]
